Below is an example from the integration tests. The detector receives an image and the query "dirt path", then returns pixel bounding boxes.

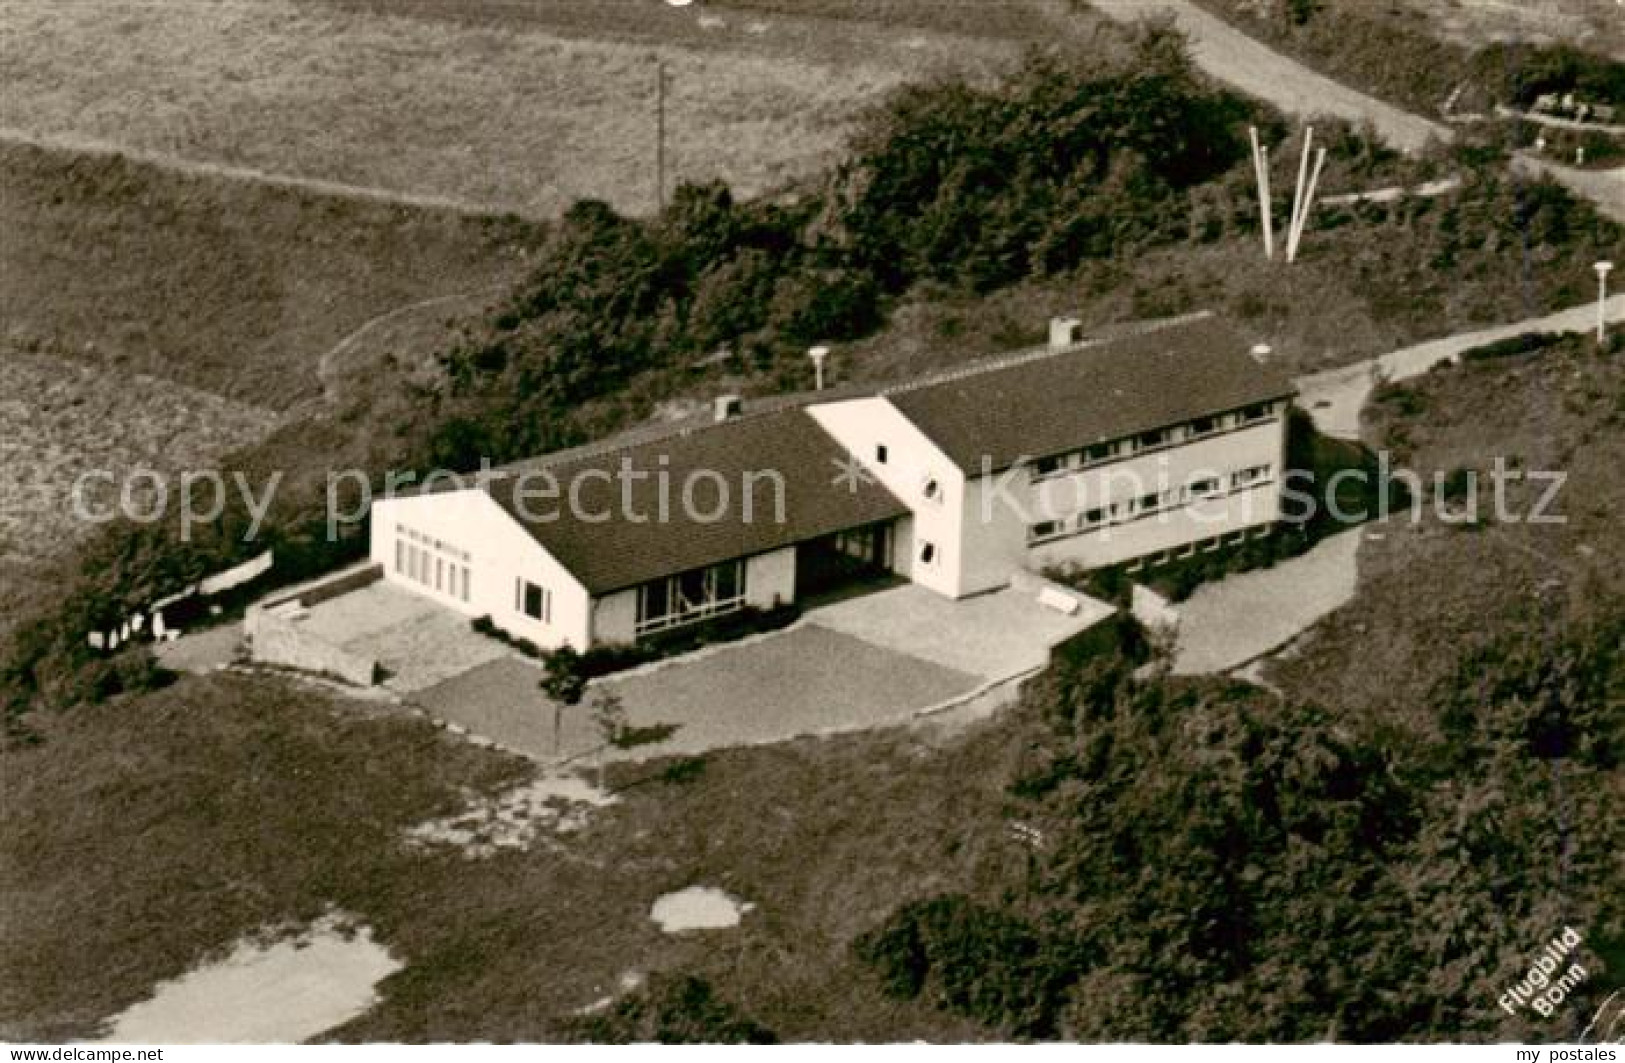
[302,284,514,413]
[1296,293,1625,440]
[1086,0,1451,153]
[0,127,530,220]
[1179,296,1625,675]
[1512,154,1625,223]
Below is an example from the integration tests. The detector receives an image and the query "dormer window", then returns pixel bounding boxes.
[875,444,889,465]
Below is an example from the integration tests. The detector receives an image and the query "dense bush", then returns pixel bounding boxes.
[854,895,1082,1038]
[423,29,1267,471]
[1472,42,1625,108]
[1458,330,1571,363]
[832,33,1258,292]
[853,592,1624,1040]
[554,973,776,1044]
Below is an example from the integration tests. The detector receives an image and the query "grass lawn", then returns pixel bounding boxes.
[0,667,1021,1041]
[0,0,1018,217]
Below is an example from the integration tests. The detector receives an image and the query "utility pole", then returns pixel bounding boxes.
[655,58,667,214]
[1597,261,1615,343]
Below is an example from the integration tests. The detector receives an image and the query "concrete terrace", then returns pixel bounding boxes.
[292,581,509,693]
[809,582,1115,680]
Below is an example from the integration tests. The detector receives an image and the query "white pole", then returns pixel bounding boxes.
[1598,262,1615,343]
[1249,126,1274,261]
[1290,147,1329,263]
[1260,145,1275,261]
[809,345,830,391]
[1288,126,1314,260]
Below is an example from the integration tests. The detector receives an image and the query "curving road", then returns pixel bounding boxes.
[1087,0,1624,221]
[1296,293,1625,440]
[1088,0,1451,153]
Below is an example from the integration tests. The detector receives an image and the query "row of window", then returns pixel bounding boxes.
[1027,465,1275,544]
[635,560,748,636]
[397,539,472,602]
[395,522,472,563]
[1123,526,1274,571]
[1030,403,1279,481]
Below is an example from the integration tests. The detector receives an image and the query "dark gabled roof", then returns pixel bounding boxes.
[884,313,1296,474]
[482,407,908,595]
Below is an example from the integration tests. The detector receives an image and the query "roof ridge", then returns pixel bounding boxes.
[881,309,1216,397]
[486,311,1218,478]
[486,401,812,479]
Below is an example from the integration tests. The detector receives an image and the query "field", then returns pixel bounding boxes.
[0,0,1027,218]
[0,671,1008,1041]
[0,347,278,639]
[0,141,536,637]
[1403,0,1625,57]
[0,347,278,563]
[0,141,541,410]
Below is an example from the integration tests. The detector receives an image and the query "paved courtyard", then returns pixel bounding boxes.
[413,623,981,764]
[408,580,1112,763]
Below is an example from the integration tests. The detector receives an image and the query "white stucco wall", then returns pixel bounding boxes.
[960,471,1033,596]
[591,589,639,646]
[746,547,797,609]
[807,397,964,596]
[370,489,593,650]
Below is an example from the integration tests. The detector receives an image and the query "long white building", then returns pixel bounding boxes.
[370,312,1294,650]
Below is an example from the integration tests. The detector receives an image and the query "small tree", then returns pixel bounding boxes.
[589,688,628,789]
[539,645,587,757]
